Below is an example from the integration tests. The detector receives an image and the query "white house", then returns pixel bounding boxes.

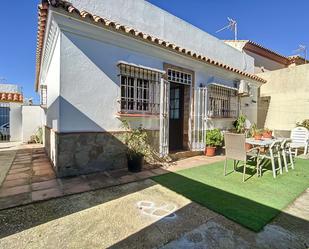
[36,0,266,177]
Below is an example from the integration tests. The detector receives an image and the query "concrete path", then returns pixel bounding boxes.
[0,179,307,249]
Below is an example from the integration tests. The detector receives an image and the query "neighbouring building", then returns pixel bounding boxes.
[36,0,266,177]
[0,83,44,143]
[224,40,306,73]
[225,40,308,130]
[0,84,23,141]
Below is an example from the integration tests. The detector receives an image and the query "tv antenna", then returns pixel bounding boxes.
[216,17,238,40]
[294,44,307,63]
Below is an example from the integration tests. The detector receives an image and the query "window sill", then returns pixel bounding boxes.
[116,112,160,118]
[207,117,236,120]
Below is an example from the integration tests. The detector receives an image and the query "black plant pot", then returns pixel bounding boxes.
[127,154,144,173]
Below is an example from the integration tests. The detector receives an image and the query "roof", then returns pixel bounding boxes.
[225,40,308,66]
[224,40,290,65]
[35,1,266,91]
[288,55,308,64]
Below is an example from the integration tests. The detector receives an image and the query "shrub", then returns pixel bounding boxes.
[206,129,223,147]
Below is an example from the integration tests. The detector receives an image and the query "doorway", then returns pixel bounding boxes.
[169,82,184,151]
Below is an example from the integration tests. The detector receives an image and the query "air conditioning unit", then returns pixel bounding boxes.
[238,80,250,96]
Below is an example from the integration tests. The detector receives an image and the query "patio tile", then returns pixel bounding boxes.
[31,187,63,201]
[31,179,60,191]
[33,168,55,176]
[60,177,91,195]
[134,170,157,180]
[11,163,31,169]
[109,168,131,178]
[0,193,31,210]
[118,174,138,184]
[2,178,29,188]
[151,168,169,176]
[6,172,30,181]
[0,185,31,198]
[9,167,31,174]
[84,173,119,189]
[32,174,56,183]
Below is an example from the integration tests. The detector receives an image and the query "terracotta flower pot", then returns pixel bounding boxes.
[263,132,272,139]
[245,143,253,151]
[254,134,263,140]
[205,146,216,157]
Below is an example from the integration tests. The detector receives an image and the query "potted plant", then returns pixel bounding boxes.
[263,128,272,139]
[233,114,247,134]
[205,129,223,157]
[253,129,263,140]
[234,115,252,151]
[121,120,152,172]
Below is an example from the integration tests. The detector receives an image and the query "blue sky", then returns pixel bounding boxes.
[1,0,308,103]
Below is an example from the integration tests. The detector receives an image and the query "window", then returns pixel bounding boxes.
[167,69,192,85]
[207,84,238,118]
[40,85,47,106]
[118,63,162,114]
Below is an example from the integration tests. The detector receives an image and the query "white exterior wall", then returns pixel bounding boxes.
[42,32,61,131]
[56,14,259,133]
[21,105,44,143]
[63,0,254,73]
[9,103,22,141]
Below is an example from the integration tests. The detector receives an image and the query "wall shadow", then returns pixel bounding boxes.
[0,162,307,248]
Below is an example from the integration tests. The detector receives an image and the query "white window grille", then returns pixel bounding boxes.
[118,63,163,114]
[167,68,192,85]
[207,84,238,118]
[40,85,47,106]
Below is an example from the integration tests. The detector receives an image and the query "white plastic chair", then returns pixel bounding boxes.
[290,127,309,156]
[258,140,282,178]
[280,139,294,172]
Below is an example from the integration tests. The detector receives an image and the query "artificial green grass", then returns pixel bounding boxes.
[152,158,309,231]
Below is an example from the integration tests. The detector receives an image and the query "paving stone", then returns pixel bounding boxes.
[134,170,157,180]
[61,177,92,195]
[31,179,60,191]
[109,169,131,178]
[11,163,31,169]
[85,173,120,189]
[2,178,29,188]
[9,167,31,174]
[0,192,31,210]
[118,174,138,184]
[0,185,31,198]
[5,172,30,181]
[31,187,63,201]
[151,168,169,176]
[33,165,52,171]
[33,168,55,176]
[32,174,56,183]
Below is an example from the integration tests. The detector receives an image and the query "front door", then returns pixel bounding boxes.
[169,82,184,151]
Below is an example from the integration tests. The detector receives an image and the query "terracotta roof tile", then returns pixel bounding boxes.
[0,92,23,103]
[35,1,266,90]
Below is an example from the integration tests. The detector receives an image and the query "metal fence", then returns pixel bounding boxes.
[0,103,10,141]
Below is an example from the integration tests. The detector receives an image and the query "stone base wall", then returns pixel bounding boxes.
[45,130,160,178]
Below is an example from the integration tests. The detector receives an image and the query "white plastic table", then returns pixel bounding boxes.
[245,138,283,147]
